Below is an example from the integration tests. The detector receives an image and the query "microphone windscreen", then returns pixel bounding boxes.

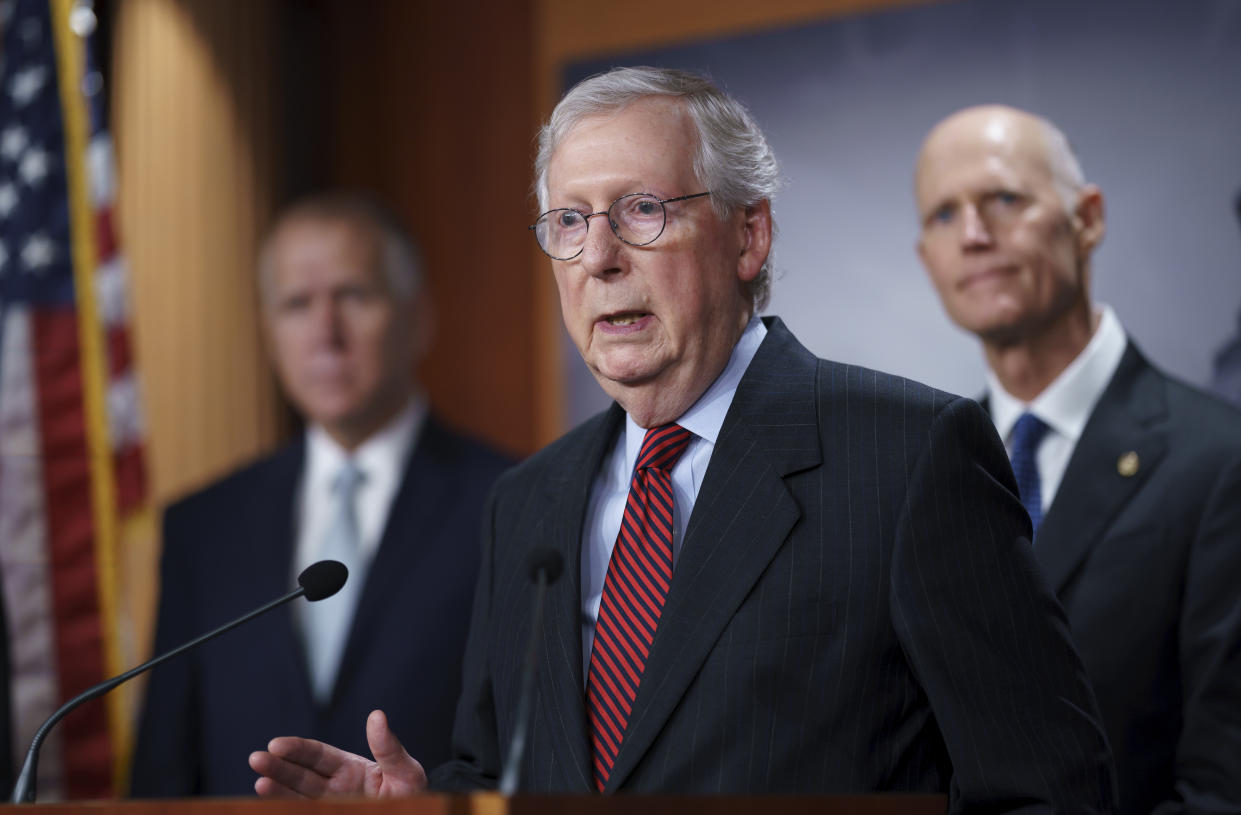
[526,547,564,585]
[299,560,348,601]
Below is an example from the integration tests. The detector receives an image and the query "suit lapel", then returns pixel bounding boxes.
[535,406,624,791]
[248,442,313,705]
[605,318,821,791]
[333,418,453,699]
[1035,345,1169,591]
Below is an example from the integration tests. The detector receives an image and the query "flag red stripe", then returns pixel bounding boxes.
[106,326,132,377]
[94,207,117,261]
[113,445,146,513]
[33,309,114,799]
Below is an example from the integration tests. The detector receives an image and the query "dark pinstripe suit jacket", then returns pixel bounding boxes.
[430,318,1117,812]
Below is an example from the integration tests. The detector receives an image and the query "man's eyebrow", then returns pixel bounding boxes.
[546,198,591,212]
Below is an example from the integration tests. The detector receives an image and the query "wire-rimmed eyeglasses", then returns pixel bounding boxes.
[529,191,711,261]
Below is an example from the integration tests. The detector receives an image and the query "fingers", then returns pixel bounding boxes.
[366,710,404,767]
[252,772,304,799]
[365,709,429,796]
[250,750,323,798]
[249,719,419,801]
[267,735,352,778]
[249,740,351,799]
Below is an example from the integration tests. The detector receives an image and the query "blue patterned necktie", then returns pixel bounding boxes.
[1009,412,1051,537]
[305,460,366,703]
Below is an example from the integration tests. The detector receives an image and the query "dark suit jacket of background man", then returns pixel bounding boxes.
[1014,343,1241,814]
[131,416,512,796]
[429,318,1117,811]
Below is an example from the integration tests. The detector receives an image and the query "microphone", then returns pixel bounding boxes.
[9,560,348,803]
[498,547,564,795]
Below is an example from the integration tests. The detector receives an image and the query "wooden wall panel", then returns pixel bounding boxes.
[110,0,282,677]
[113,0,282,505]
[536,0,933,68]
[309,0,540,457]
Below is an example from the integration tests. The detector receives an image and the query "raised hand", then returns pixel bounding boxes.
[250,709,428,798]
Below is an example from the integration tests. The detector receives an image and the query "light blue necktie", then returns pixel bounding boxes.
[305,460,366,703]
[1009,412,1051,537]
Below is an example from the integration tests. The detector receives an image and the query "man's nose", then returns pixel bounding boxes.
[310,298,345,344]
[578,216,623,278]
[961,204,994,249]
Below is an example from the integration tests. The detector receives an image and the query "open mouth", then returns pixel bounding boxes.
[596,311,653,334]
[604,312,649,326]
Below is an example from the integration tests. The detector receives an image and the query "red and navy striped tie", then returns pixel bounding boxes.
[587,423,694,791]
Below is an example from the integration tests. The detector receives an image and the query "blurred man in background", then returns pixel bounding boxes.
[130,194,512,796]
[915,105,1241,814]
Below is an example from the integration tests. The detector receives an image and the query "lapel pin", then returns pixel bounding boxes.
[1117,451,1139,477]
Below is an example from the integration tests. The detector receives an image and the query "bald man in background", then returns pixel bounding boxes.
[915,106,1241,814]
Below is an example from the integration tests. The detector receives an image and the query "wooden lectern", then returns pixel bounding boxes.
[9,793,947,815]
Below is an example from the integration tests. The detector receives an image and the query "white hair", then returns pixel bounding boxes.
[258,193,424,305]
[1036,116,1087,213]
[535,66,782,310]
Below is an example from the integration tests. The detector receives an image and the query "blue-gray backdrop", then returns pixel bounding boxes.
[557,0,1241,423]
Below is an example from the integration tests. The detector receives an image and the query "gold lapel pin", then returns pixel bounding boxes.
[1117,451,1139,477]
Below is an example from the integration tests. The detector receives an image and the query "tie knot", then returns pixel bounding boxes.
[333,460,365,496]
[1010,412,1050,457]
[636,424,693,471]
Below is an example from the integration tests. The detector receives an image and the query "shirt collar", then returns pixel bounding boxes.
[988,304,1127,444]
[304,394,427,494]
[624,316,767,464]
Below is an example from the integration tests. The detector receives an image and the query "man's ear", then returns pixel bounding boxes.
[737,199,772,283]
[1073,184,1106,255]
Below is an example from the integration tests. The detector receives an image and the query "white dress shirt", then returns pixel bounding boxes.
[292,396,427,582]
[987,305,1127,514]
[580,317,766,678]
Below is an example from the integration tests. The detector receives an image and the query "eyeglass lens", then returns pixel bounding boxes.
[533,193,669,260]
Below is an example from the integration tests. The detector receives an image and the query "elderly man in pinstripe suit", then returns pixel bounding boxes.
[251,67,1117,812]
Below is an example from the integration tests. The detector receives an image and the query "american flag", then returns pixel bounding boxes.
[0,0,147,799]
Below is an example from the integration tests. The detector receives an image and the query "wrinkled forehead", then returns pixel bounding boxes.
[546,98,700,198]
